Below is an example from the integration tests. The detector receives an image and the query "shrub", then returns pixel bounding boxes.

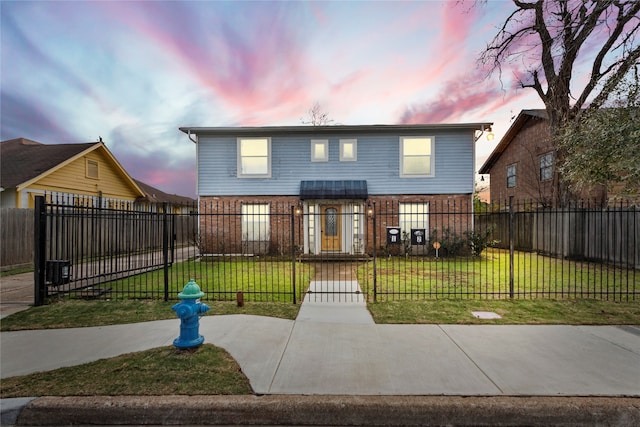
[464,226,500,256]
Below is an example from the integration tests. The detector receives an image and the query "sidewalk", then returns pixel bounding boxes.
[1,267,640,425]
[0,272,32,319]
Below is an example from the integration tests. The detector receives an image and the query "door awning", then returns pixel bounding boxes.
[300,180,368,200]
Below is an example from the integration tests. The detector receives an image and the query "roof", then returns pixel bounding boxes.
[478,110,548,174]
[179,123,493,139]
[1,138,97,188]
[0,138,144,197]
[133,179,195,206]
[300,180,368,200]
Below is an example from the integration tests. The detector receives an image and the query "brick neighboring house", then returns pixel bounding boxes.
[181,123,491,256]
[479,109,607,206]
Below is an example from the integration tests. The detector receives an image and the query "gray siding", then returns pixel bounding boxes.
[197,130,474,196]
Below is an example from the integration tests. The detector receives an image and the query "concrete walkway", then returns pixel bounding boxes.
[2,284,640,395]
[2,267,640,425]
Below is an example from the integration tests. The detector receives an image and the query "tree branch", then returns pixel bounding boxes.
[573,0,640,109]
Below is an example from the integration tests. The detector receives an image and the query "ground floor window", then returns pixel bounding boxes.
[241,203,270,241]
[399,202,429,240]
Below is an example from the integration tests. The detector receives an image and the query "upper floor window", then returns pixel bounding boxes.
[238,137,271,178]
[311,139,328,162]
[86,159,99,179]
[340,139,357,162]
[540,152,554,181]
[507,164,517,188]
[400,136,434,177]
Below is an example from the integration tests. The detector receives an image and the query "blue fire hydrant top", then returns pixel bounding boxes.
[178,279,205,299]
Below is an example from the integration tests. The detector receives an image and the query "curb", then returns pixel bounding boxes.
[15,395,640,426]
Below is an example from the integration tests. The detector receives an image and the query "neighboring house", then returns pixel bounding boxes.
[0,138,194,211]
[180,123,491,256]
[479,109,607,206]
[134,179,196,213]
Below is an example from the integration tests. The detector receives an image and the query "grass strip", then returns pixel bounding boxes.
[0,344,252,398]
[0,299,300,331]
[367,299,640,325]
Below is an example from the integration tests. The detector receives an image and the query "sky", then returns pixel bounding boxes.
[0,0,555,198]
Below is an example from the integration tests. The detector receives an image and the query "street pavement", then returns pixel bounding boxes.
[1,273,639,425]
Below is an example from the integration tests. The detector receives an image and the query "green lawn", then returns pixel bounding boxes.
[54,249,639,303]
[357,248,639,300]
[100,259,314,302]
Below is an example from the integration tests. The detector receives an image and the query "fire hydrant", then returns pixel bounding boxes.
[172,279,210,349]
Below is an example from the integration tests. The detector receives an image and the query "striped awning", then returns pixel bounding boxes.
[299,180,368,200]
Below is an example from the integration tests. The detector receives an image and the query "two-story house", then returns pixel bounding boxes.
[181,123,491,256]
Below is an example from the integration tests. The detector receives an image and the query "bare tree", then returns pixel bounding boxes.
[479,0,640,131]
[300,102,335,126]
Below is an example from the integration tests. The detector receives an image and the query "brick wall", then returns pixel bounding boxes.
[199,194,473,256]
[366,194,472,255]
[489,117,557,204]
[199,196,300,255]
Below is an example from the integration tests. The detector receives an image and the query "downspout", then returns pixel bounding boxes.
[187,129,197,144]
[472,127,481,230]
[186,128,200,210]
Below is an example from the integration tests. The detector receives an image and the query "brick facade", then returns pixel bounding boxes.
[485,112,607,206]
[488,116,557,204]
[199,194,473,256]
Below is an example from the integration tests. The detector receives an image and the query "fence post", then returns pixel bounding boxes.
[509,197,515,299]
[33,196,47,306]
[162,203,169,302]
[372,202,377,303]
[291,206,297,304]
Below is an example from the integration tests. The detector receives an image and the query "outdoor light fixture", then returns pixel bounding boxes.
[475,124,495,142]
[485,125,495,141]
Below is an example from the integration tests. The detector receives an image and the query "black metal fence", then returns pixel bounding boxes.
[34,195,639,305]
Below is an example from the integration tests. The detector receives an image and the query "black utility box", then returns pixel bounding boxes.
[46,260,71,286]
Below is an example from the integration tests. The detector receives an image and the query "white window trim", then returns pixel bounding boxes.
[399,136,435,178]
[237,137,271,178]
[311,139,328,162]
[399,202,430,237]
[339,139,357,162]
[241,203,270,241]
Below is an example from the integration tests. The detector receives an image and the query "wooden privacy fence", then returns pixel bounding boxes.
[477,202,639,269]
[1,208,34,270]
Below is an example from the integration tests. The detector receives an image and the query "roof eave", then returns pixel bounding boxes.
[179,123,493,139]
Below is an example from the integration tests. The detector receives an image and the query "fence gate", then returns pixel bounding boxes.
[33,196,190,305]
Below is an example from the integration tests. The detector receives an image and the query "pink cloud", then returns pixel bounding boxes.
[97,2,316,124]
[399,69,509,124]
[119,149,197,198]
